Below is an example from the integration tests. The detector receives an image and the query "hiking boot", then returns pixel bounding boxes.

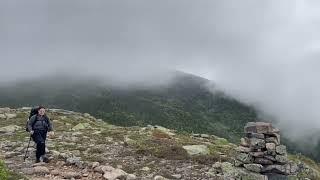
[35,158,40,163]
[41,155,49,163]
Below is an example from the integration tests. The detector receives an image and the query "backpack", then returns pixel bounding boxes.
[25,107,49,132]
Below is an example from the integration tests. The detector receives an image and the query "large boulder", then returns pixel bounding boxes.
[182,145,209,156]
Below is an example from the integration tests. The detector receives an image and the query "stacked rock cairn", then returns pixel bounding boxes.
[235,122,298,175]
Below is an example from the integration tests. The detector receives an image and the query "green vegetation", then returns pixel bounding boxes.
[0,72,320,162]
[0,160,8,180]
[0,160,25,180]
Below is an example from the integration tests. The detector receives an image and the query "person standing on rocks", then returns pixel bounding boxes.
[27,106,54,163]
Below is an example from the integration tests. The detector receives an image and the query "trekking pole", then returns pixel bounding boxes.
[23,135,32,161]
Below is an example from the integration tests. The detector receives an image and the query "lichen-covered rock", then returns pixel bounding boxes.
[33,166,50,175]
[221,162,267,180]
[247,132,265,139]
[266,143,276,154]
[72,123,91,130]
[275,155,288,164]
[182,145,209,156]
[244,163,263,173]
[0,125,22,133]
[61,171,82,179]
[245,122,273,134]
[103,168,127,180]
[250,138,266,149]
[254,158,273,165]
[236,153,253,164]
[276,145,287,155]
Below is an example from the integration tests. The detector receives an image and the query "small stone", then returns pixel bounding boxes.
[254,158,273,165]
[103,168,127,180]
[127,174,137,180]
[266,143,276,154]
[101,165,115,173]
[244,122,273,134]
[200,134,210,138]
[212,162,222,169]
[276,145,287,155]
[66,157,81,166]
[275,155,288,164]
[265,137,280,145]
[92,162,100,168]
[0,125,22,133]
[236,153,253,164]
[246,133,265,139]
[172,174,182,179]
[249,151,264,157]
[32,162,46,167]
[250,138,266,149]
[62,172,82,179]
[264,155,276,161]
[182,145,209,156]
[240,138,250,147]
[21,168,34,175]
[83,173,89,177]
[236,146,252,153]
[244,163,263,173]
[33,166,50,175]
[262,164,289,175]
[234,160,243,167]
[141,167,151,171]
[5,113,17,119]
[51,170,60,176]
[154,175,169,180]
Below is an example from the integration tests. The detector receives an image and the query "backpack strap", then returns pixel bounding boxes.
[31,115,38,130]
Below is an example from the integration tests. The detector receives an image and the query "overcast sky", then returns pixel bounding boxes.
[1,0,320,140]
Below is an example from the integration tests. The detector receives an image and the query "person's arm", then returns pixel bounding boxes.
[27,115,36,132]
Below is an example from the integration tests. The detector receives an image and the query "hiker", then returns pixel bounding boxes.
[27,106,54,163]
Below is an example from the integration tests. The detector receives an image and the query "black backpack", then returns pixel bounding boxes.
[25,106,46,132]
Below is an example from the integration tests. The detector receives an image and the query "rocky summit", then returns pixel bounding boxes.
[0,107,320,180]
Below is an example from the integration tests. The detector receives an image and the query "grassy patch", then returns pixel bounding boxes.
[289,154,320,179]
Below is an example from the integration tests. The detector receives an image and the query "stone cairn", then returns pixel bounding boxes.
[235,122,298,176]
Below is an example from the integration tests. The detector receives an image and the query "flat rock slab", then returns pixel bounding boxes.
[245,122,273,134]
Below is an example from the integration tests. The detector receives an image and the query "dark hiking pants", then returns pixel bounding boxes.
[32,130,47,160]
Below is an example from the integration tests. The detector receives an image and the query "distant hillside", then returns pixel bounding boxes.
[1,72,319,162]
[0,72,257,143]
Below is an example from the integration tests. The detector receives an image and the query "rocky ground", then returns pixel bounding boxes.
[0,107,320,180]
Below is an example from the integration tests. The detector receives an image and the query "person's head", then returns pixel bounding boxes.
[38,106,46,116]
